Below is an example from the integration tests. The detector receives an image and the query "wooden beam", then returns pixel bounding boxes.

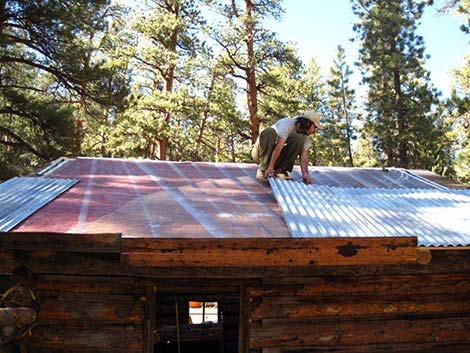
[257,273,470,297]
[24,325,143,350]
[144,283,157,353]
[260,342,470,353]
[424,246,470,251]
[238,285,248,353]
[249,317,470,348]
[3,249,470,278]
[0,232,121,253]
[250,295,470,320]
[121,237,417,267]
[37,293,144,324]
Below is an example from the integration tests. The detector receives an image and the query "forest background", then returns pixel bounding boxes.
[1,0,470,184]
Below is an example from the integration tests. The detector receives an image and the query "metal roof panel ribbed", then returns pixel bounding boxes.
[270,178,470,247]
[0,177,78,232]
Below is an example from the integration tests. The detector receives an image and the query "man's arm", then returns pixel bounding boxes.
[264,137,286,177]
[300,148,312,185]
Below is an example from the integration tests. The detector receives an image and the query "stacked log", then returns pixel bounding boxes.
[247,272,470,352]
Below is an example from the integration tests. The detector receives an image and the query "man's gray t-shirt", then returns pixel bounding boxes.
[272,117,311,150]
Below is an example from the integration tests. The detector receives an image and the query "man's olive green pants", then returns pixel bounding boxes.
[251,127,306,173]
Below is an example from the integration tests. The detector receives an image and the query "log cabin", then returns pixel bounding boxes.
[0,157,469,353]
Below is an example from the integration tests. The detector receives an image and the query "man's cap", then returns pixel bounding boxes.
[303,110,323,129]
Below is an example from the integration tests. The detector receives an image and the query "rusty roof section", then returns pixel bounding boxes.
[411,169,470,190]
[13,158,288,238]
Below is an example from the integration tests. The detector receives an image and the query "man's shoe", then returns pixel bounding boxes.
[275,170,292,180]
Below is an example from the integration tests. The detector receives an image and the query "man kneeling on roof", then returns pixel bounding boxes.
[251,110,322,185]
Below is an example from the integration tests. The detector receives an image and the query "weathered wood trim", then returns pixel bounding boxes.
[121,237,418,267]
[36,292,144,324]
[144,283,157,353]
[0,232,121,253]
[2,250,470,278]
[2,248,469,279]
[36,275,149,295]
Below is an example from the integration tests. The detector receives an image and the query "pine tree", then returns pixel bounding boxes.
[0,0,117,178]
[324,45,356,166]
[210,0,293,143]
[440,0,470,182]
[256,44,304,123]
[352,0,448,171]
[117,0,206,160]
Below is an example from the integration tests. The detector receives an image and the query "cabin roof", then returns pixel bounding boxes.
[3,157,469,248]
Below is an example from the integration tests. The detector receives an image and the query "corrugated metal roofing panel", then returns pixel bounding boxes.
[270,178,470,247]
[7,157,468,241]
[0,177,78,231]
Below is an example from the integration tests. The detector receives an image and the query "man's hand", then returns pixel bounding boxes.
[264,166,275,178]
[303,174,312,185]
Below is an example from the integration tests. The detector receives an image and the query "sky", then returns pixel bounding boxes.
[266,0,469,98]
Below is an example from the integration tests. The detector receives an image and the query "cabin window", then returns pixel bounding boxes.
[188,301,218,324]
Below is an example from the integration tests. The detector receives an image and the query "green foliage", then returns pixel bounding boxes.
[352,0,452,174]
[0,85,75,177]
[318,45,357,167]
[209,0,293,142]
[451,0,470,183]
[113,0,208,160]
[0,0,125,178]
[440,0,470,33]
[1,0,467,184]
[257,50,324,122]
[445,57,470,182]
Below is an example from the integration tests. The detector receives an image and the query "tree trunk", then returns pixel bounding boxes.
[197,77,215,154]
[244,0,260,144]
[393,66,407,168]
[159,62,174,160]
[390,38,407,168]
[340,71,354,167]
[0,0,5,36]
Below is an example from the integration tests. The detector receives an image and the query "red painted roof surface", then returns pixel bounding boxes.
[14,158,288,238]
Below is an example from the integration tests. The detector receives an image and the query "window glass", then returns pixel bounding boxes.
[189,301,218,324]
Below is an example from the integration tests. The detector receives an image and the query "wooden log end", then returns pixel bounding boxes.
[417,249,432,265]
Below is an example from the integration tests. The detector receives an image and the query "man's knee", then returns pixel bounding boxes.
[259,127,277,145]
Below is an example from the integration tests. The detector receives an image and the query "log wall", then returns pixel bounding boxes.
[247,270,470,352]
[0,273,249,353]
[0,233,254,353]
[2,232,470,353]
[0,274,146,353]
[0,232,146,353]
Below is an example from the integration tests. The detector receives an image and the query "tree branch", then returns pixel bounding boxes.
[0,126,47,159]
